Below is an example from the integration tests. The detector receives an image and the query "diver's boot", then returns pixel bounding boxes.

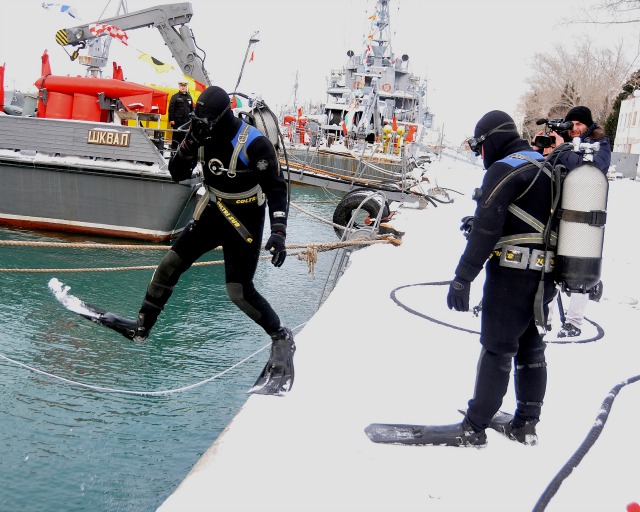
[101,297,161,343]
[128,298,164,343]
[98,312,139,340]
[98,311,151,343]
[489,412,539,446]
[249,327,296,396]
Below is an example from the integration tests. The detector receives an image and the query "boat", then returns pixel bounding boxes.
[0,60,199,242]
[0,4,210,242]
[279,0,436,201]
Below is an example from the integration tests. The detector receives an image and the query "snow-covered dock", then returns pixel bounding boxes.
[158,154,640,512]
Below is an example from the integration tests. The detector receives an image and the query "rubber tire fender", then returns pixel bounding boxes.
[332,188,390,238]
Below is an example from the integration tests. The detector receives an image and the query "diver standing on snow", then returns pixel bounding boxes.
[443,110,557,446]
[366,111,557,446]
[102,86,295,395]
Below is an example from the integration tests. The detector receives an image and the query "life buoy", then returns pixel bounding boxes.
[332,189,391,239]
[353,81,364,90]
[381,83,392,92]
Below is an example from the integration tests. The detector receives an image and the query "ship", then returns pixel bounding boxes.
[0,3,207,242]
[279,0,436,203]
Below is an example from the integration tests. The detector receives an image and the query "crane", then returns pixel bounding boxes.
[54,2,211,86]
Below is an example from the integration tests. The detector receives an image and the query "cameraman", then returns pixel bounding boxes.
[551,106,611,173]
[549,105,611,338]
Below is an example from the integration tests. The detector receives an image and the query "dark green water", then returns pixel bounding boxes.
[0,184,340,512]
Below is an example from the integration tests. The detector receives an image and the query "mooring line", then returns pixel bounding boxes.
[0,324,306,396]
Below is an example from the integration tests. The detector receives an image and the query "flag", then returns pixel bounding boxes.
[230,95,243,109]
[249,50,254,62]
[89,23,128,45]
[41,50,52,76]
[138,51,174,73]
[182,74,206,93]
[112,62,124,80]
[41,2,78,18]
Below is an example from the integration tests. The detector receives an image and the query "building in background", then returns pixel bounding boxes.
[612,90,640,179]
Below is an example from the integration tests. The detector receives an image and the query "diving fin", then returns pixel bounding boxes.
[48,278,145,342]
[248,327,296,396]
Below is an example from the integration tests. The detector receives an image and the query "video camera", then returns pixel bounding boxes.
[533,118,574,149]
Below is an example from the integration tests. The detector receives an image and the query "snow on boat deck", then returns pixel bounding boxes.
[158,154,640,512]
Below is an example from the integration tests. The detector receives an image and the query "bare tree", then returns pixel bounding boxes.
[517,38,630,141]
[578,0,640,24]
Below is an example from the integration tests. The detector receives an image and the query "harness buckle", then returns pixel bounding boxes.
[499,245,530,270]
[529,249,554,272]
[498,245,554,272]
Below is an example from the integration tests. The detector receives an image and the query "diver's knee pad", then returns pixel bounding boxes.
[148,250,183,299]
[226,282,261,321]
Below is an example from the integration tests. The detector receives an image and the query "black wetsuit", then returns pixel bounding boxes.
[140,117,288,335]
[456,139,557,431]
[168,91,194,150]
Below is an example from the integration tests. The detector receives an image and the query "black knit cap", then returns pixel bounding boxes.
[565,106,593,127]
[474,110,520,168]
[195,85,234,132]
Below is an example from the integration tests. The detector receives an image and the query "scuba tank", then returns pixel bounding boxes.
[554,138,609,293]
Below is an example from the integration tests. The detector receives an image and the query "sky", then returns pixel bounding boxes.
[157,152,640,511]
[2,0,640,144]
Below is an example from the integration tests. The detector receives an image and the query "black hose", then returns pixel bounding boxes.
[390,281,604,342]
[390,280,632,511]
[532,374,640,511]
[389,282,481,335]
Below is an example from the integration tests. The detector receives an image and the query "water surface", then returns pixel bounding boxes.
[0,184,342,512]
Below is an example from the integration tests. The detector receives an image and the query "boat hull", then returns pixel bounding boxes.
[0,116,198,241]
[282,167,418,204]
[0,159,197,241]
[286,146,404,182]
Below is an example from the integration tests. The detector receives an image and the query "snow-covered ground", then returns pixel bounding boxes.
[158,152,640,512]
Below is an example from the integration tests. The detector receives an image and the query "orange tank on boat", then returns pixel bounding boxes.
[34,75,168,121]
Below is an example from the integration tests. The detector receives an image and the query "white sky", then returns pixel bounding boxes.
[2,0,640,144]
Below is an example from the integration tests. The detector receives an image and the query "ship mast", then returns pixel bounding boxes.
[368,0,393,66]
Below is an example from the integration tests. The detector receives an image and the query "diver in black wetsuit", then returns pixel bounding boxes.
[442,110,558,446]
[105,86,295,395]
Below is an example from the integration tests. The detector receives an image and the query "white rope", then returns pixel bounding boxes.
[0,323,306,396]
[290,201,351,231]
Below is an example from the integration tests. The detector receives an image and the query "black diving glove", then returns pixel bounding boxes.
[265,229,287,267]
[447,276,471,312]
[178,113,211,156]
